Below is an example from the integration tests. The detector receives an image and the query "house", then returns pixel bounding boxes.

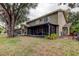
[21,9,71,36]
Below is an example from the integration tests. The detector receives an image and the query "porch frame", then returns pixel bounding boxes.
[27,23,58,36]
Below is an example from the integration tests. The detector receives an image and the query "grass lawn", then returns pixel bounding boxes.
[0,35,79,56]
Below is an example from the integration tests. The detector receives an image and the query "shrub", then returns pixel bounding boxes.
[45,33,58,40]
[0,27,5,34]
[50,33,58,40]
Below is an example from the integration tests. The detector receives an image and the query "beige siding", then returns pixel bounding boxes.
[27,13,58,27]
[48,13,58,25]
[27,17,48,27]
[58,11,66,36]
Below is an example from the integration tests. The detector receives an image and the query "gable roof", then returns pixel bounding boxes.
[27,9,66,23]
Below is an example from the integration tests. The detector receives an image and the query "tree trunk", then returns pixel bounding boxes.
[6,8,15,37]
[6,22,15,37]
[6,15,15,37]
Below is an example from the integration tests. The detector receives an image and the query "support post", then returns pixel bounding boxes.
[68,27,70,35]
[48,23,51,35]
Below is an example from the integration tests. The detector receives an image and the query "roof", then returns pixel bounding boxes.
[27,9,65,23]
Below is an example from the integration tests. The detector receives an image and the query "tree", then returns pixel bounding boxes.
[68,3,79,9]
[0,3,37,37]
[68,3,76,8]
[67,3,79,34]
[68,12,79,33]
[58,3,78,8]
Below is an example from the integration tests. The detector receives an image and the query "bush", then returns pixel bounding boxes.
[45,33,58,40]
[0,27,4,34]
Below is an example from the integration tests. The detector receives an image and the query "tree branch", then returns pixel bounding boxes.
[0,3,11,22]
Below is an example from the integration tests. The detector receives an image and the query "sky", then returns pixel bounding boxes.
[28,3,69,20]
[28,3,57,20]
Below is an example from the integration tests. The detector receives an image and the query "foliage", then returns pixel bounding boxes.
[66,3,79,34]
[0,3,37,25]
[0,3,38,37]
[68,3,76,8]
[0,26,5,34]
[45,33,58,40]
[68,3,79,9]
[68,12,79,33]
[0,27,3,33]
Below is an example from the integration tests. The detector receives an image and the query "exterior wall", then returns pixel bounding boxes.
[48,13,58,25]
[58,11,66,36]
[27,13,58,27]
[27,17,48,27]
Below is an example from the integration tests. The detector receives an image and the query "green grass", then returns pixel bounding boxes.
[0,36,20,45]
[0,35,79,56]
